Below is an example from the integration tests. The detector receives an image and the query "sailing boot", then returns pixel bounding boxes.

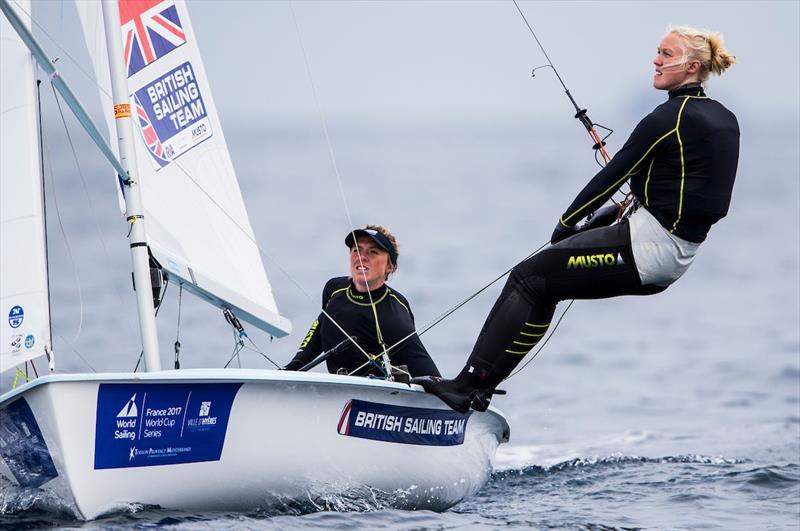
[412,367,486,414]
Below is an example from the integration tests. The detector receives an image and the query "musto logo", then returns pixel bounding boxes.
[567,252,625,269]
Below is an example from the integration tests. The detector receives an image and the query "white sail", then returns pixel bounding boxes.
[0,0,52,373]
[76,0,290,337]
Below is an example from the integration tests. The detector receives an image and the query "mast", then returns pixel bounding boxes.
[100,0,161,371]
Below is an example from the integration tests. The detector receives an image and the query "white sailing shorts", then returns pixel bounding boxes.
[629,207,701,287]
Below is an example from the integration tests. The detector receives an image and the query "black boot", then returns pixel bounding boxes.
[411,367,484,414]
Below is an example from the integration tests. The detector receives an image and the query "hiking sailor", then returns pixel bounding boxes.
[414,26,740,412]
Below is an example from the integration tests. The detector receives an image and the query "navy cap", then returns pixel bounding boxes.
[345,228,397,266]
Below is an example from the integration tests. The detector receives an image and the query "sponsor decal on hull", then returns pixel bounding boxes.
[338,399,471,446]
[94,382,241,469]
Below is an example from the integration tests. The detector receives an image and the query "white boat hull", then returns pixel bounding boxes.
[0,369,509,519]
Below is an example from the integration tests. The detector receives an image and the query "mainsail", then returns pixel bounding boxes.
[77,0,290,337]
[0,0,52,373]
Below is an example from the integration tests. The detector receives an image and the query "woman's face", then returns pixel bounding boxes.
[349,235,393,292]
[653,33,698,91]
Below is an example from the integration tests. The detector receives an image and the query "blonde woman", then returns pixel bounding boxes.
[285,225,440,378]
[415,26,739,413]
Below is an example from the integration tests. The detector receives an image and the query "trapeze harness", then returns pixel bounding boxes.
[286,277,441,377]
[464,83,740,389]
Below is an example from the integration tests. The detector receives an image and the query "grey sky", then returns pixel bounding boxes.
[184,0,799,125]
[27,0,799,128]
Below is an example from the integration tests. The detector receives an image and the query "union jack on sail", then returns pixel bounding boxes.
[120,0,186,77]
[134,94,170,168]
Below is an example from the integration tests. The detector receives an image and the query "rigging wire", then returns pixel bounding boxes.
[53,333,96,373]
[221,308,281,369]
[35,79,54,370]
[511,0,613,168]
[41,92,84,343]
[223,323,244,369]
[49,81,128,310]
[289,0,393,375]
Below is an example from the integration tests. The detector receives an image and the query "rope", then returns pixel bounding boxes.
[12,368,29,390]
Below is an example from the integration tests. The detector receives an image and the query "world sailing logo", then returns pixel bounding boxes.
[117,394,139,418]
[120,0,187,77]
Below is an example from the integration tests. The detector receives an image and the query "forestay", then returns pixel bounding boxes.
[76,0,290,337]
[0,0,52,373]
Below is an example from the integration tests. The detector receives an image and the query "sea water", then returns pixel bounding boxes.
[1,118,798,530]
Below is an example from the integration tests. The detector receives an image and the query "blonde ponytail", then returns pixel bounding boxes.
[706,32,736,77]
[668,26,736,82]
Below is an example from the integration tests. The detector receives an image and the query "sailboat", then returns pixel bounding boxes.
[0,0,509,520]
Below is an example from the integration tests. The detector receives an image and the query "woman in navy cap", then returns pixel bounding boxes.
[284,224,440,378]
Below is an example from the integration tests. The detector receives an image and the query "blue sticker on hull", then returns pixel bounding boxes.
[337,399,472,446]
[94,383,241,469]
[0,398,58,487]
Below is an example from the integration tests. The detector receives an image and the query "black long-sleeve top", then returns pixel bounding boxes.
[560,83,740,243]
[288,277,441,377]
